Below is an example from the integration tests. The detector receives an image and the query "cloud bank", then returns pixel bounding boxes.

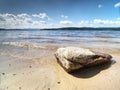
[0,13,120,29]
[0,13,52,29]
[32,13,51,20]
[79,19,120,27]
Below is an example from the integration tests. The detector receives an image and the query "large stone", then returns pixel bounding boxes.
[55,47,112,72]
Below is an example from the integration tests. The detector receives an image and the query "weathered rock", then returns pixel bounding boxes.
[55,47,112,72]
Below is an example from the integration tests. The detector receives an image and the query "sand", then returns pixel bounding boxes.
[0,46,120,90]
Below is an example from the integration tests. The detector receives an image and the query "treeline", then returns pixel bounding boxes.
[41,27,120,30]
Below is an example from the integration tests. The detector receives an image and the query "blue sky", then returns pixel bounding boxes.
[0,0,120,29]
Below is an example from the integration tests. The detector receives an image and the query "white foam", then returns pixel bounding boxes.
[2,42,46,49]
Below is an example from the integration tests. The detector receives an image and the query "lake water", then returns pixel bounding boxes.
[0,29,120,49]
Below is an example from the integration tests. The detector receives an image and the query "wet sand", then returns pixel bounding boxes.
[0,46,120,90]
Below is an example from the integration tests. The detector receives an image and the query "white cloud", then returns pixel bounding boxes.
[0,13,17,21]
[32,13,51,20]
[61,15,68,19]
[0,13,52,29]
[0,16,6,21]
[17,13,30,19]
[60,20,73,24]
[115,2,120,8]
[4,13,16,18]
[79,21,94,27]
[117,18,120,20]
[0,13,120,29]
[79,19,120,27]
[98,4,102,8]
[93,19,120,25]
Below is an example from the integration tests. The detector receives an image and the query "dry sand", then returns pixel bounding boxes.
[0,47,120,90]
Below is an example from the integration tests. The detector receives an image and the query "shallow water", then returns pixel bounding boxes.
[0,29,120,58]
[0,29,120,47]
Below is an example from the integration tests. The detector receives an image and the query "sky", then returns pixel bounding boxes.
[0,0,120,29]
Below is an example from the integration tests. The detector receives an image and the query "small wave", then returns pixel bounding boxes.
[2,42,46,49]
[95,35,116,38]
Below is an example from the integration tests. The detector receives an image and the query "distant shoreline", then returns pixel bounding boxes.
[0,27,120,31]
[41,27,120,30]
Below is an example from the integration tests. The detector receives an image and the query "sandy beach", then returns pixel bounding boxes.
[0,44,120,90]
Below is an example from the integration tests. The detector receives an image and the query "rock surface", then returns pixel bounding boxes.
[55,47,112,72]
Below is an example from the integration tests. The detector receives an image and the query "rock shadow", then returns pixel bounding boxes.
[70,60,116,78]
